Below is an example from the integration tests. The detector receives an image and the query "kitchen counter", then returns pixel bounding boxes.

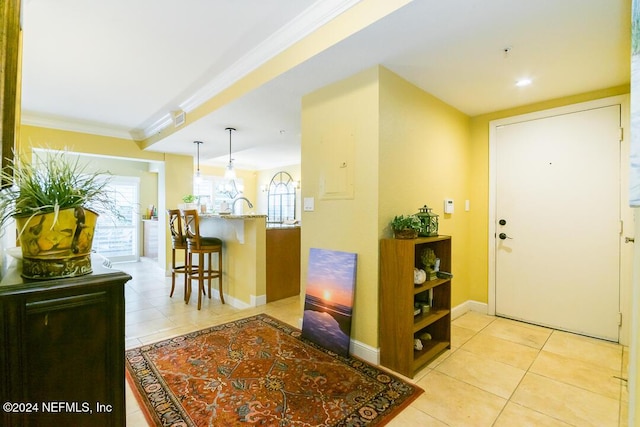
[192,214,300,308]
[200,213,267,220]
[266,222,300,229]
[198,213,266,243]
[197,214,266,308]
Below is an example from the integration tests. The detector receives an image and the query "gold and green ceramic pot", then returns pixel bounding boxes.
[15,207,99,279]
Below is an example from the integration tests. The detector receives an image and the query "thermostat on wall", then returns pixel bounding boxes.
[444,199,454,214]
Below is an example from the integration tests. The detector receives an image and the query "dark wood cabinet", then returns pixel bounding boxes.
[266,226,300,302]
[0,262,131,426]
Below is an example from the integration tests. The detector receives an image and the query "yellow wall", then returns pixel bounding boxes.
[301,66,471,349]
[20,126,165,186]
[16,126,262,272]
[17,79,632,354]
[378,67,471,307]
[163,153,194,267]
[223,217,266,303]
[20,125,163,161]
[19,125,195,270]
[467,84,630,303]
[20,124,162,224]
[300,66,628,352]
[301,66,381,347]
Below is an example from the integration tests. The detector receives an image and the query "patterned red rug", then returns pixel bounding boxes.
[125,314,422,426]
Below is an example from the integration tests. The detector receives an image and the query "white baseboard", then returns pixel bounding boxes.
[294,315,379,364]
[350,339,379,365]
[252,294,267,307]
[452,300,488,319]
[218,292,267,309]
[361,300,488,368]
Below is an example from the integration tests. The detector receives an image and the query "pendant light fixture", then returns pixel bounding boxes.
[194,140,203,181]
[224,127,237,181]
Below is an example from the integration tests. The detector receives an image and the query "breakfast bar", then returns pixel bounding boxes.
[198,213,267,307]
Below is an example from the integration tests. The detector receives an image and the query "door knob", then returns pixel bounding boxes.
[498,233,512,240]
[499,219,507,226]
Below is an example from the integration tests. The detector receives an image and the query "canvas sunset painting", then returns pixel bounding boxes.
[301,248,357,356]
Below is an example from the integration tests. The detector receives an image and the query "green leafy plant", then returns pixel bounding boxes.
[390,214,422,231]
[182,194,197,203]
[0,150,116,231]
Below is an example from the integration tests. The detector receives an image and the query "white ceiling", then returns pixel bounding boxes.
[20,0,630,170]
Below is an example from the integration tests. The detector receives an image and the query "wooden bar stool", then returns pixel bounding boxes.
[166,209,190,302]
[180,209,224,309]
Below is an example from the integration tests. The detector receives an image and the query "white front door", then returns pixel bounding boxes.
[494,103,622,341]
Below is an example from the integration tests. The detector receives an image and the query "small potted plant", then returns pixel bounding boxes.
[179,194,198,210]
[390,214,422,239]
[0,150,118,279]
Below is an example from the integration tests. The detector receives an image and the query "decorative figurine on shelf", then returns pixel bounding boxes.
[416,204,439,236]
[414,268,427,285]
[417,302,430,314]
[419,332,432,341]
[421,248,438,281]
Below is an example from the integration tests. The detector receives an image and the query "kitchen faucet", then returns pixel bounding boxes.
[232,197,254,213]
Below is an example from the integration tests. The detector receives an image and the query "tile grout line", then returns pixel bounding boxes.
[489,328,557,426]
[618,344,627,427]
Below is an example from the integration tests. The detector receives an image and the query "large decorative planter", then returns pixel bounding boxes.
[15,207,99,279]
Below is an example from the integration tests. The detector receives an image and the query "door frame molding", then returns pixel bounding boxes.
[488,94,631,344]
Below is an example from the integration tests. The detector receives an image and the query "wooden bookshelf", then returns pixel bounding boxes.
[379,236,452,378]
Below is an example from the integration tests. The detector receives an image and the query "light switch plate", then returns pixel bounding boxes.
[303,197,315,212]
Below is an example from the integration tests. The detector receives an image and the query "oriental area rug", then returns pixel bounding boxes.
[125,314,422,426]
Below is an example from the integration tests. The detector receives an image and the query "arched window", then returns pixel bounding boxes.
[267,171,296,223]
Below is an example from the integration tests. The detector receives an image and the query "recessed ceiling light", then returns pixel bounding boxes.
[516,78,532,87]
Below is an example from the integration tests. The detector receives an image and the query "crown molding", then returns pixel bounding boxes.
[21,112,134,140]
[22,1,363,142]
[134,114,173,140]
[140,0,363,140]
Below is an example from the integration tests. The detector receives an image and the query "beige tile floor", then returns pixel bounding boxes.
[120,260,629,426]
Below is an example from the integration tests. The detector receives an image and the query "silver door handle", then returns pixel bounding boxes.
[498,233,513,240]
